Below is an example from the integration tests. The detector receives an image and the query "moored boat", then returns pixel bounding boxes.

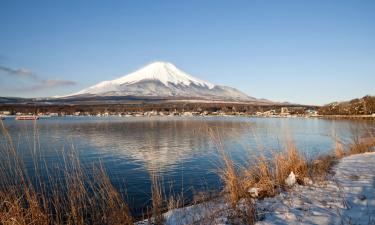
[15,116,39,120]
[0,116,5,120]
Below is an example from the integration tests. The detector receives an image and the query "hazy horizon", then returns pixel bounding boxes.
[0,1,374,105]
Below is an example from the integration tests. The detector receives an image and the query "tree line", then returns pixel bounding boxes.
[318,95,375,115]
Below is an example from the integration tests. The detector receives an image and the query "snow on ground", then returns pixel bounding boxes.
[136,152,375,225]
[135,197,230,225]
[258,152,375,225]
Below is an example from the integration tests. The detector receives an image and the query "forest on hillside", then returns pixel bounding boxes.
[318,95,375,115]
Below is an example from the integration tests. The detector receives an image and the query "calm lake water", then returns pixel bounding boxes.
[1,116,374,216]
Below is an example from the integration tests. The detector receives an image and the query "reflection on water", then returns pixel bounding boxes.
[71,119,246,172]
[1,116,374,215]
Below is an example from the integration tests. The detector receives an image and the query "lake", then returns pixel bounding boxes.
[1,116,374,216]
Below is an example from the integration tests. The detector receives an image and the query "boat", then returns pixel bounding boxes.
[15,116,39,120]
[0,116,5,120]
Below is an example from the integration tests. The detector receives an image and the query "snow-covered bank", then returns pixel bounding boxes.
[137,152,375,225]
[257,152,375,224]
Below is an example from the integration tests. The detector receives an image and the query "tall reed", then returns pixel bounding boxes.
[150,170,165,225]
[0,121,133,225]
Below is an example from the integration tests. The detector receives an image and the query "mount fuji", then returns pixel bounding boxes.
[65,62,259,102]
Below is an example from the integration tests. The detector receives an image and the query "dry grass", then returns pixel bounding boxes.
[347,127,375,155]
[220,154,256,225]
[240,197,256,225]
[241,141,309,199]
[348,138,375,155]
[207,127,244,209]
[0,121,133,225]
[150,171,165,225]
[219,153,243,209]
[167,194,183,212]
[274,141,309,186]
[243,155,275,198]
[308,154,336,182]
[209,126,256,224]
[334,139,345,159]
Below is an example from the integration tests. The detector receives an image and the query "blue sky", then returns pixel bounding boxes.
[0,0,374,105]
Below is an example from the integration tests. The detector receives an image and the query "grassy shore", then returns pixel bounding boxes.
[216,133,375,224]
[1,120,374,225]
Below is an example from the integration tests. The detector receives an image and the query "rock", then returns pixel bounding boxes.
[285,172,296,187]
[349,175,360,180]
[357,194,367,201]
[303,177,313,185]
[248,187,260,197]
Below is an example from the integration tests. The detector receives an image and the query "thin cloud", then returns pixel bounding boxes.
[42,79,76,87]
[14,79,77,92]
[0,65,39,80]
[0,65,76,92]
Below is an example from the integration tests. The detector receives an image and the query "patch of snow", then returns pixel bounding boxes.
[135,198,229,225]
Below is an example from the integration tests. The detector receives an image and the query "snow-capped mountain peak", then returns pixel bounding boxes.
[67,61,256,102]
[114,61,215,89]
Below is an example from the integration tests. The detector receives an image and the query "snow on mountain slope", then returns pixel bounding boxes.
[67,62,256,101]
[114,62,215,89]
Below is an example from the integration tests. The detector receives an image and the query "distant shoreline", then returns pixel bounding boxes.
[316,114,375,120]
[1,113,374,120]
